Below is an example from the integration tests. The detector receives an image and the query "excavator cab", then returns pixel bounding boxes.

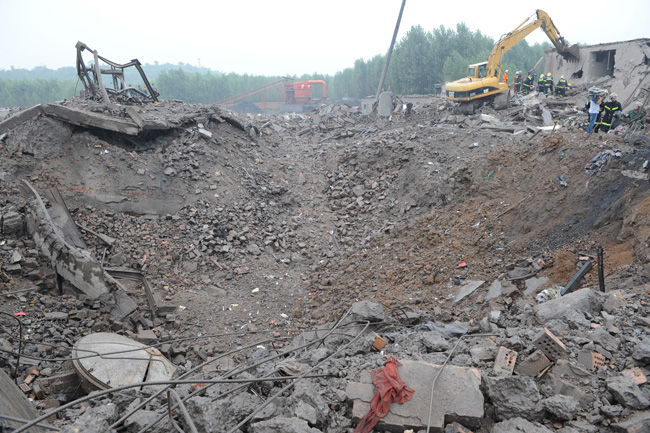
[468,62,488,79]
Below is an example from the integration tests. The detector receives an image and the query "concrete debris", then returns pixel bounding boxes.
[347,360,483,431]
[0,38,650,432]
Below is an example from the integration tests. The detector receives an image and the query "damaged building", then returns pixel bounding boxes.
[1,37,650,433]
[543,38,650,110]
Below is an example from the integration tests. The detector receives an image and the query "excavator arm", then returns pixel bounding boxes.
[485,9,579,78]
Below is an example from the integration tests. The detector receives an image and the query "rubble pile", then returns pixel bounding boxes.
[1,71,650,433]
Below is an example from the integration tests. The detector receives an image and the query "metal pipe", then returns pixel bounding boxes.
[375,0,406,99]
[12,375,329,433]
[227,314,367,432]
[137,311,358,433]
[112,338,272,429]
[561,261,593,295]
[168,389,199,433]
[598,246,605,292]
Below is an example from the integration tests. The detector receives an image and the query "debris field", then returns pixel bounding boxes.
[2,45,650,433]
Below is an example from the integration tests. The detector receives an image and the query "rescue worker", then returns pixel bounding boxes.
[544,73,554,97]
[624,102,646,133]
[513,71,522,93]
[502,70,509,84]
[555,75,568,97]
[600,93,622,133]
[538,73,545,93]
[522,73,533,94]
[586,91,606,133]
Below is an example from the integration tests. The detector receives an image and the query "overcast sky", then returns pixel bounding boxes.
[1,0,648,76]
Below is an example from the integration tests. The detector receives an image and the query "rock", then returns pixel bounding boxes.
[490,417,553,433]
[1,210,24,236]
[589,327,621,353]
[349,301,385,322]
[135,330,158,346]
[247,243,262,256]
[419,331,450,352]
[470,339,498,362]
[198,128,213,139]
[603,289,627,313]
[600,404,624,418]
[248,417,322,433]
[59,404,118,433]
[453,280,485,303]
[540,394,581,420]
[611,410,650,433]
[633,336,650,364]
[606,375,650,410]
[534,289,603,322]
[483,375,544,421]
[289,382,328,426]
[10,250,23,264]
[123,409,160,432]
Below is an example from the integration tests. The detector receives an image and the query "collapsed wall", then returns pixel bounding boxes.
[544,38,650,110]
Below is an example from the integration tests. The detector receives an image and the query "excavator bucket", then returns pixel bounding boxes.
[558,44,580,61]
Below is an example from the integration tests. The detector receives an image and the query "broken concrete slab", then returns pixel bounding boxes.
[611,410,650,433]
[0,104,43,136]
[41,104,140,135]
[453,280,485,303]
[347,360,483,432]
[485,279,517,301]
[0,368,51,432]
[606,375,650,410]
[523,277,549,297]
[534,288,603,322]
[21,181,118,298]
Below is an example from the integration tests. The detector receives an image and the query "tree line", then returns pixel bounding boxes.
[0,23,551,108]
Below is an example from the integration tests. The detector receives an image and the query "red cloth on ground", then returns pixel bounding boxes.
[353,357,415,433]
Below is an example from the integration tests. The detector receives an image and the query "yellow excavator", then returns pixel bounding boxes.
[445,10,579,108]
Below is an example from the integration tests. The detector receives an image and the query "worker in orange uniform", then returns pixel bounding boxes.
[502,70,509,84]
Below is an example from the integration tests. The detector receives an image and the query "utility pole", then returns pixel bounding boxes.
[376,0,406,99]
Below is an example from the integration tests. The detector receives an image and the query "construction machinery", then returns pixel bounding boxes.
[215,79,327,112]
[445,10,579,108]
[283,80,327,105]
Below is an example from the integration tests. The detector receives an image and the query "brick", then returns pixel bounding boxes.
[23,374,36,385]
[515,350,552,377]
[622,367,647,385]
[34,371,79,396]
[493,346,517,377]
[577,351,606,372]
[373,335,388,351]
[533,328,569,361]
